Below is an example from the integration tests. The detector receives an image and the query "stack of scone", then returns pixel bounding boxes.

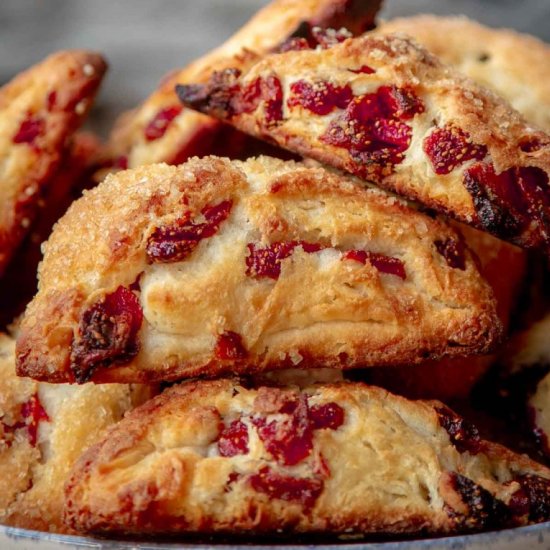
[1,0,550,540]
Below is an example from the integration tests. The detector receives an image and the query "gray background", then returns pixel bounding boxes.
[1,0,549,137]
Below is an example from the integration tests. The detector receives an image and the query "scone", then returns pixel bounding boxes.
[16,156,500,384]
[0,132,102,328]
[102,0,381,174]
[65,378,550,536]
[0,50,107,276]
[176,34,550,255]
[375,15,550,131]
[0,333,153,533]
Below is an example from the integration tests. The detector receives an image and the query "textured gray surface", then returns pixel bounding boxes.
[0,0,548,137]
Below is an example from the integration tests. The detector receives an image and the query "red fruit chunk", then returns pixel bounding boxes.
[246,241,323,280]
[262,75,284,124]
[113,155,128,170]
[146,200,232,263]
[434,238,466,270]
[510,475,550,523]
[322,86,422,175]
[277,37,312,53]
[249,466,324,510]
[287,80,353,115]
[253,395,313,466]
[309,402,344,430]
[46,90,57,111]
[349,65,376,74]
[424,124,487,175]
[144,106,183,141]
[435,406,480,454]
[13,116,45,145]
[215,331,247,360]
[237,78,263,114]
[20,394,49,447]
[343,249,406,279]
[311,26,352,49]
[71,286,143,383]
[218,419,249,457]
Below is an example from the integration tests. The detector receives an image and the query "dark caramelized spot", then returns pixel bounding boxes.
[447,473,510,530]
[218,419,249,457]
[146,200,232,263]
[249,466,324,510]
[144,106,182,141]
[246,241,323,280]
[424,124,487,175]
[309,402,344,430]
[511,475,550,523]
[435,406,480,454]
[13,115,45,145]
[343,249,406,279]
[464,162,550,241]
[215,331,247,360]
[321,86,423,177]
[434,238,466,270]
[288,80,353,115]
[70,286,143,383]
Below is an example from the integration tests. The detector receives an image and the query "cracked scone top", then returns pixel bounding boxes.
[16,156,500,384]
[177,33,550,255]
[16,156,501,383]
[64,378,550,535]
[0,50,107,276]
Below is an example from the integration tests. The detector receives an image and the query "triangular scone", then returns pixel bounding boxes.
[177,34,550,255]
[17,156,500,384]
[0,50,107,276]
[64,378,550,536]
[376,15,550,131]
[101,0,381,174]
[0,334,154,533]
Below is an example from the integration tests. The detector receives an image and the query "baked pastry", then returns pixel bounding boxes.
[16,156,500,384]
[531,371,550,458]
[375,15,550,131]
[176,34,550,255]
[102,0,382,174]
[65,378,550,535]
[0,132,102,329]
[0,50,106,276]
[364,225,528,401]
[0,333,153,532]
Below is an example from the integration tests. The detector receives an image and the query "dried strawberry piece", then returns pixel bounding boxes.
[309,402,344,430]
[144,106,182,141]
[236,78,263,114]
[20,394,49,446]
[246,241,323,280]
[253,395,313,466]
[288,80,353,115]
[349,65,376,74]
[71,286,143,383]
[13,115,45,145]
[435,406,480,454]
[424,124,487,175]
[249,466,324,510]
[146,200,232,263]
[46,90,57,111]
[277,37,313,52]
[434,238,466,270]
[509,475,550,523]
[343,249,406,279]
[311,26,352,49]
[262,75,284,124]
[377,86,425,120]
[218,419,249,457]
[113,155,128,170]
[215,331,247,360]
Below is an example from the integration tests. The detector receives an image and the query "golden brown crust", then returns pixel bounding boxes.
[376,15,550,131]
[0,50,107,276]
[177,33,550,254]
[0,333,154,533]
[102,0,382,172]
[16,156,500,384]
[64,378,550,536]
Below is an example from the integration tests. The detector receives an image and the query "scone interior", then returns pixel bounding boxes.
[64,378,550,535]
[17,156,500,384]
